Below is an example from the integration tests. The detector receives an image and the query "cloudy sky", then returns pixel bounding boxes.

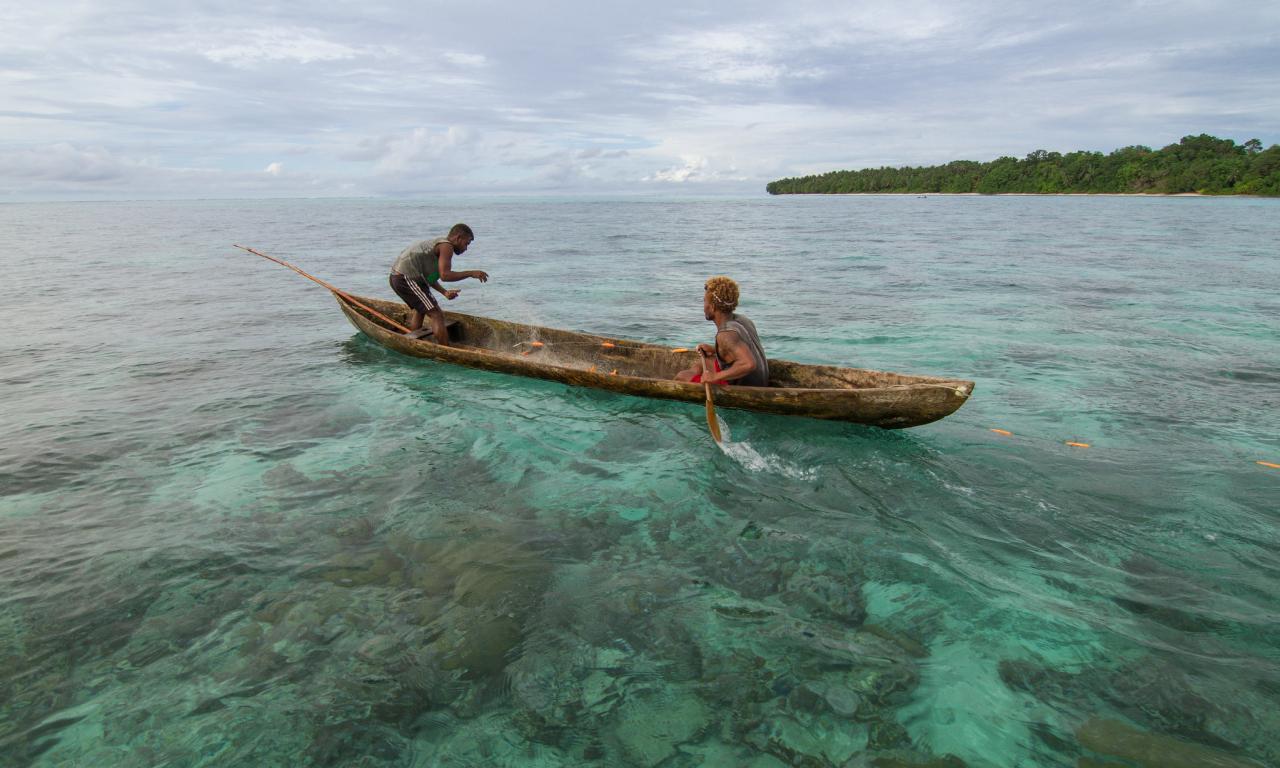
[2,0,1277,199]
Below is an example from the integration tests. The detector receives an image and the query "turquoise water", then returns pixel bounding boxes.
[1,196,1277,767]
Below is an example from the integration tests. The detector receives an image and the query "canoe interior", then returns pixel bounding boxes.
[341,293,971,393]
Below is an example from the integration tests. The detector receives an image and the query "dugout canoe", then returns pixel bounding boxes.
[335,293,973,428]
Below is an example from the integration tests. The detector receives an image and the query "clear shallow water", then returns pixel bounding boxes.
[1,196,1278,767]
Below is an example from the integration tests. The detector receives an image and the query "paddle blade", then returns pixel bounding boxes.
[700,355,722,443]
[705,387,722,443]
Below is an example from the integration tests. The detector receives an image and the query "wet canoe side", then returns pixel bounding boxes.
[334,293,973,428]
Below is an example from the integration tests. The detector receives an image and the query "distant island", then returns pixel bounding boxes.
[766,134,1280,196]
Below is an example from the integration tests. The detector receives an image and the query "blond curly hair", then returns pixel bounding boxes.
[704,276,740,312]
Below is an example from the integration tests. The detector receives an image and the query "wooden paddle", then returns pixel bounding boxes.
[701,352,722,442]
[233,244,412,334]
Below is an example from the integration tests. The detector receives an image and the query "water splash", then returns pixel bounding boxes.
[714,419,816,479]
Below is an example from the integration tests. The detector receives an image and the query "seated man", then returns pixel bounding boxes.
[674,276,769,387]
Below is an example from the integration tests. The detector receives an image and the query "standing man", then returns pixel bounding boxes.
[674,276,770,387]
[389,223,488,344]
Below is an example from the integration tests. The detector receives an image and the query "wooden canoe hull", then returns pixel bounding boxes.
[335,293,973,428]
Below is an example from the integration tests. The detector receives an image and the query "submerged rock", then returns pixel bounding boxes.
[1027,721,1080,759]
[302,719,403,765]
[866,718,912,751]
[996,658,1081,700]
[1112,596,1228,634]
[784,678,864,720]
[783,564,867,627]
[647,615,704,683]
[1075,717,1265,768]
[437,613,525,680]
[249,591,296,625]
[333,515,377,544]
[820,683,863,719]
[861,624,928,659]
[998,654,1273,764]
[713,603,779,621]
[355,634,404,663]
[1097,659,1240,752]
[452,563,532,608]
[867,753,968,768]
[677,739,792,768]
[702,542,789,600]
[314,547,405,588]
[847,663,919,715]
[407,563,454,596]
[1118,554,1232,635]
[368,649,460,729]
[743,712,863,767]
[610,692,710,767]
[509,650,583,723]
[395,518,555,614]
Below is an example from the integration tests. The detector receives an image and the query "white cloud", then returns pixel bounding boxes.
[350,126,483,176]
[799,2,958,46]
[646,155,708,182]
[634,27,792,86]
[643,154,747,184]
[0,141,345,200]
[265,161,283,175]
[442,51,487,67]
[0,143,137,182]
[201,27,362,67]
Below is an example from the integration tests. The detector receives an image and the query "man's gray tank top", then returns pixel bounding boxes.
[392,238,450,281]
[717,314,770,387]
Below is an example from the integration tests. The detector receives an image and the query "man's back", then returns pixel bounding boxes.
[720,314,769,386]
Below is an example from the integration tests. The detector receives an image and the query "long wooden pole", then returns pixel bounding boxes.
[233,244,412,334]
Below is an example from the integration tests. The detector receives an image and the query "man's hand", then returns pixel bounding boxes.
[470,270,489,283]
[444,289,460,300]
[696,343,715,358]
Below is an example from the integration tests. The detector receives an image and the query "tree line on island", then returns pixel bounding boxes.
[766,134,1280,196]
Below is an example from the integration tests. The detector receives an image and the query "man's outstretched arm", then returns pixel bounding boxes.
[436,245,489,283]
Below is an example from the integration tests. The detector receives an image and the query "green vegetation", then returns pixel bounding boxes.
[766,134,1280,196]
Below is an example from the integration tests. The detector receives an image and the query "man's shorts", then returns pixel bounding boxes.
[690,357,727,385]
[389,272,439,313]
